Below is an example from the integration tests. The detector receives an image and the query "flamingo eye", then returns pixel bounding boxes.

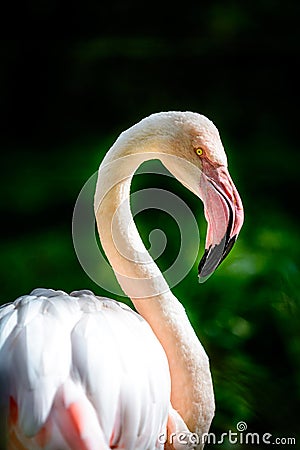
[195,148,203,156]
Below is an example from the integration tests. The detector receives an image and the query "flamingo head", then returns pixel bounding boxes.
[157,111,244,282]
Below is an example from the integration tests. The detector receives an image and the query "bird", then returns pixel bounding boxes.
[0,112,244,450]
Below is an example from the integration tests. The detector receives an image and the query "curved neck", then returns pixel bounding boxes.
[95,151,170,300]
[94,133,214,437]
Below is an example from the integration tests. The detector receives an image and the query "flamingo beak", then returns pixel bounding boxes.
[198,161,244,282]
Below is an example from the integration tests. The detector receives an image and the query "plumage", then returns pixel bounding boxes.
[0,289,170,449]
[0,111,244,449]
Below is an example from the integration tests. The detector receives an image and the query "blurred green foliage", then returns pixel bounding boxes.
[1,1,300,448]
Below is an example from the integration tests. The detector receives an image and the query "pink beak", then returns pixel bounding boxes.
[198,159,244,282]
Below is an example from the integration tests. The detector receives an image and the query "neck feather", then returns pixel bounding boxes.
[94,130,214,437]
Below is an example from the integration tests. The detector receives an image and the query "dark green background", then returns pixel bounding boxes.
[1,1,300,448]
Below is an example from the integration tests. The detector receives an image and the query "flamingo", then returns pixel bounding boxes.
[0,112,243,450]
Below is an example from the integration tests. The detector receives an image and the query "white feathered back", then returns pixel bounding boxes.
[0,289,171,450]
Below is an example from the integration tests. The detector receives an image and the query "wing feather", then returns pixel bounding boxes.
[52,379,109,450]
[0,289,171,449]
[0,292,76,436]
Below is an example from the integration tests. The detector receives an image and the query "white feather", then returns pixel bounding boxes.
[0,289,171,449]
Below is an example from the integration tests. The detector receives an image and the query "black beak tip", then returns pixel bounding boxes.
[198,235,237,282]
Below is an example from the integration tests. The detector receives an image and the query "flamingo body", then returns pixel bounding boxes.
[0,289,170,449]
